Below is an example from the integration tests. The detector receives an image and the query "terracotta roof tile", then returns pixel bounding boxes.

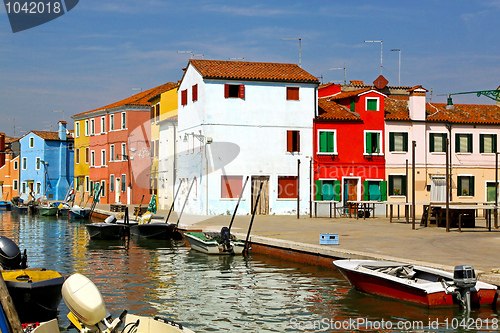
[349,80,364,85]
[328,88,371,101]
[189,59,319,83]
[317,99,360,121]
[30,131,73,141]
[384,98,410,121]
[73,82,178,118]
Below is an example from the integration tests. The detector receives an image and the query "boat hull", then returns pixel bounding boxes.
[185,232,245,255]
[86,223,128,240]
[38,207,58,216]
[69,207,91,219]
[2,268,64,323]
[0,201,11,211]
[124,314,195,333]
[129,222,177,240]
[334,260,498,308]
[11,204,28,214]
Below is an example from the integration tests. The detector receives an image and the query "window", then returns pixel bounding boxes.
[221,176,243,199]
[430,133,447,153]
[90,151,95,167]
[150,105,155,122]
[350,98,355,112]
[389,132,408,152]
[13,180,18,191]
[121,112,126,129]
[287,130,300,152]
[101,150,106,166]
[192,84,198,102]
[318,130,336,154]
[36,157,41,170]
[121,143,126,160]
[75,122,80,137]
[286,87,299,100]
[22,182,26,194]
[366,97,379,111]
[36,182,41,195]
[13,161,18,170]
[108,145,114,162]
[278,176,298,199]
[314,180,341,201]
[155,104,160,122]
[457,176,475,197]
[85,120,89,136]
[224,84,245,98]
[22,157,27,170]
[388,175,407,196]
[455,133,472,153]
[155,139,159,157]
[150,141,155,157]
[69,142,74,150]
[363,180,387,201]
[90,119,95,135]
[85,176,90,192]
[85,147,89,164]
[365,131,382,154]
[100,180,106,197]
[181,89,188,106]
[110,175,115,192]
[29,137,34,148]
[480,134,497,154]
[121,174,126,192]
[110,114,115,131]
[76,149,80,164]
[100,117,105,133]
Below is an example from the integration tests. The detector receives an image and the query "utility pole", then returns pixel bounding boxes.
[282,38,302,68]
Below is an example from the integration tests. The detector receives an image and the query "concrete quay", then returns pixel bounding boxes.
[92,204,500,286]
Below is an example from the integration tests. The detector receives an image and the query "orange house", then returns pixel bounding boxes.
[0,133,20,201]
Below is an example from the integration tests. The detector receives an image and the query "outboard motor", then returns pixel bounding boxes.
[0,236,27,269]
[453,265,477,311]
[104,215,117,224]
[220,227,232,252]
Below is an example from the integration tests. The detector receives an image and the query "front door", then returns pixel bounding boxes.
[486,182,497,202]
[116,177,121,203]
[251,176,269,215]
[430,176,446,202]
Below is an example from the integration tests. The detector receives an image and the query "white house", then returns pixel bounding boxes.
[174,59,319,215]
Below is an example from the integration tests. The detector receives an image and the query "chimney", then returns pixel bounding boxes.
[0,133,5,168]
[58,121,67,141]
[408,86,428,121]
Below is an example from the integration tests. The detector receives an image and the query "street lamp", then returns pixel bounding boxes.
[364,40,383,75]
[391,49,401,85]
[282,38,302,68]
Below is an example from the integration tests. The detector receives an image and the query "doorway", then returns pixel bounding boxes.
[486,182,497,202]
[251,176,269,215]
[430,176,446,202]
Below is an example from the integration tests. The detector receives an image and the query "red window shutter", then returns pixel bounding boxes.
[224,84,229,98]
[239,84,245,98]
[287,87,299,100]
[221,176,243,199]
[296,131,300,152]
[150,106,154,121]
[181,90,187,106]
[287,130,293,152]
[192,84,198,102]
[278,176,298,198]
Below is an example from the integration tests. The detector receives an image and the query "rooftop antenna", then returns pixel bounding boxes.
[52,110,65,122]
[281,37,302,68]
[329,63,346,84]
[177,50,194,58]
[229,57,245,61]
[364,40,383,75]
[132,88,142,93]
[391,49,401,86]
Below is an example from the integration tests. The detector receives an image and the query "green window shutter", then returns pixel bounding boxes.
[363,180,369,201]
[319,132,327,152]
[367,98,377,111]
[402,176,407,196]
[333,180,341,201]
[430,134,435,153]
[442,134,447,152]
[380,181,387,201]
[480,134,485,153]
[389,133,395,152]
[327,132,335,152]
[457,176,462,196]
[494,134,498,153]
[366,132,372,153]
[403,132,408,152]
[350,98,355,112]
[470,176,475,196]
[315,180,322,201]
[376,133,380,153]
[455,133,460,153]
[388,176,394,196]
[468,134,473,153]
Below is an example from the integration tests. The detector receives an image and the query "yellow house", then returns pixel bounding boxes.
[149,82,178,206]
[72,117,90,205]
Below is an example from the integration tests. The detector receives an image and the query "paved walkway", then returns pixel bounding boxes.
[94,204,500,285]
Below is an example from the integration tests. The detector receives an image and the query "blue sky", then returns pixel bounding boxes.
[1,0,500,137]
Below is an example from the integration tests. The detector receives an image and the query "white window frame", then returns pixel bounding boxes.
[22,182,26,194]
[13,160,18,170]
[429,131,448,154]
[365,97,380,111]
[110,174,115,192]
[22,157,27,170]
[121,174,127,192]
[121,112,126,130]
[317,129,338,155]
[100,116,105,134]
[101,149,106,166]
[480,133,497,155]
[90,150,95,167]
[363,130,383,156]
[13,180,18,191]
[35,157,41,170]
[85,120,89,136]
[85,176,90,192]
[121,143,126,160]
[36,182,41,195]
[29,137,34,148]
[75,121,80,137]
[110,114,115,131]
[90,119,95,135]
[100,180,106,197]
[110,145,115,162]
[455,132,472,154]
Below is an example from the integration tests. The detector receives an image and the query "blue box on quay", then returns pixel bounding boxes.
[320,233,339,245]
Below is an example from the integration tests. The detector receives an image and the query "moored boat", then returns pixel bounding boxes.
[69,205,91,219]
[129,222,179,240]
[333,259,498,309]
[38,205,58,216]
[85,215,136,240]
[0,201,11,210]
[184,228,245,255]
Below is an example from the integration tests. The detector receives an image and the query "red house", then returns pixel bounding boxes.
[314,84,387,206]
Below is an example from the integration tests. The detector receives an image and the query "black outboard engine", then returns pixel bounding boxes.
[0,236,27,270]
[220,227,232,252]
[453,265,477,311]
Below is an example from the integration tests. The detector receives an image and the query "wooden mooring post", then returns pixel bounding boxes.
[0,273,22,333]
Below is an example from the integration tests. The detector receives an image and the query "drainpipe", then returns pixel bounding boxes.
[446,123,453,201]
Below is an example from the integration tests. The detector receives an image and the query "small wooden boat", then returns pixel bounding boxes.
[333,260,498,308]
[0,201,11,210]
[11,204,28,214]
[38,205,58,216]
[86,215,137,240]
[2,269,64,323]
[63,273,195,333]
[184,228,245,255]
[129,222,179,240]
[69,205,91,219]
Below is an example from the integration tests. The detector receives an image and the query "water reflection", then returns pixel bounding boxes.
[0,211,498,332]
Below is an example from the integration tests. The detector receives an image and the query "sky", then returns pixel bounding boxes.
[1,0,500,137]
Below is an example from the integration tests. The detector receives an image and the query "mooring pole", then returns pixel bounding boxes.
[228,176,249,232]
[166,178,184,223]
[297,159,300,220]
[495,152,498,229]
[412,142,416,230]
[176,177,196,228]
[243,182,264,256]
[446,138,450,232]
[0,273,22,333]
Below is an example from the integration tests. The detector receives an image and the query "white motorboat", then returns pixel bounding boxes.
[184,227,245,255]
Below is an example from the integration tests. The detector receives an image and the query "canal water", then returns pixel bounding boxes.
[0,211,498,332]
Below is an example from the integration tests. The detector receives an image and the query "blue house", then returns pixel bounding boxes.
[19,121,74,201]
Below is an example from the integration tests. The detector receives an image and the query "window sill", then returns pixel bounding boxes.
[390,195,406,198]
[430,152,446,155]
[458,195,474,198]
[363,153,384,157]
[389,151,408,154]
[456,152,472,155]
[317,152,338,155]
[277,198,299,201]
[220,198,246,201]
[481,153,496,155]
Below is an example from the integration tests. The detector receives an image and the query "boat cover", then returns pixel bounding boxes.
[360,261,415,278]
